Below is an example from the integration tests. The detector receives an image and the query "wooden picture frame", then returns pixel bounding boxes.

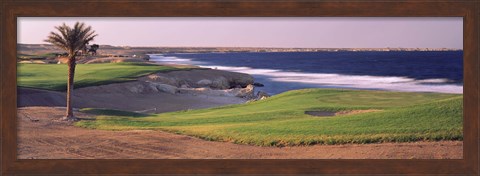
[1,0,479,175]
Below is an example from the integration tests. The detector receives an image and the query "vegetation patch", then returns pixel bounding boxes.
[17,53,61,60]
[17,62,184,91]
[74,88,463,146]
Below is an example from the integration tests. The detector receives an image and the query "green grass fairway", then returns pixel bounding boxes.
[17,53,60,60]
[76,89,463,146]
[18,62,180,91]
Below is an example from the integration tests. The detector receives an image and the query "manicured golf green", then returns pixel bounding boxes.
[18,62,180,91]
[76,89,463,146]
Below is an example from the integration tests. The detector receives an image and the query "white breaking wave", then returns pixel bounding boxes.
[149,55,196,65]
[150,54,463,94]
[203,65,462,94]
[415,78,451,84]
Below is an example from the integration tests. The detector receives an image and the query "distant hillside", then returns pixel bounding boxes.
[17,43,462,56]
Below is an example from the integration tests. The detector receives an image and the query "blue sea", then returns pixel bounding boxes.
[150,51,463,95]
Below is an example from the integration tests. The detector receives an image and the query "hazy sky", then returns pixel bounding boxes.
[18,17,463,49]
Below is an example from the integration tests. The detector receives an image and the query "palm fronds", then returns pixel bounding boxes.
[44,22,98,57]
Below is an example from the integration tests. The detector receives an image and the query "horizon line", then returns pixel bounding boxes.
[17,43,463,50]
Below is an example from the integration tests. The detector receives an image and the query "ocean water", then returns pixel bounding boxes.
[149,51,463,95]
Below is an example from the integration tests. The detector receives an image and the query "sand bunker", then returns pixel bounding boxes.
[305,109,382,117]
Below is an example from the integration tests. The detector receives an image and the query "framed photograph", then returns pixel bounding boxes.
[2,0,479,175]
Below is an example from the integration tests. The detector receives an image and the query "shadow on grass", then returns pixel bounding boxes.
[80,108,150,118]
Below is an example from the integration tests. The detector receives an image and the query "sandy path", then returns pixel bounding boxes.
[18,107,462,159]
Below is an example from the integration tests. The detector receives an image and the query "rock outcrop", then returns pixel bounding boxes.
[140,69,254,89]
[256,91,270,100]
[122,69,261,100]
[253,82,264,87]
[148,82,178,94]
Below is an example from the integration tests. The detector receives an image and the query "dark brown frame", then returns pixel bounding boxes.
[1,0,479,175]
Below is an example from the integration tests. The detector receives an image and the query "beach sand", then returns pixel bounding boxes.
[18,83,247,114]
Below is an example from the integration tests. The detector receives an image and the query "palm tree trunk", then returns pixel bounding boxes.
[64,56,77,121]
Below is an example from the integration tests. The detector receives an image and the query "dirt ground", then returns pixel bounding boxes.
[17,107,463,159]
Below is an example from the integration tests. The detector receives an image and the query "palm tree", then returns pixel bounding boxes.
[44,22,98,121]
[89,44,99,55]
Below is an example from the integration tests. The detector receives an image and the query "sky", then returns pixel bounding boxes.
[17,17,463,49]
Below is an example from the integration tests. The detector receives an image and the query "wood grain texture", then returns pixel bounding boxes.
[1,0,479,175]
[0,0,3,175]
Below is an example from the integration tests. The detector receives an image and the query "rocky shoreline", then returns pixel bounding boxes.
[135,69,268,100]
[18,68,269,114]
